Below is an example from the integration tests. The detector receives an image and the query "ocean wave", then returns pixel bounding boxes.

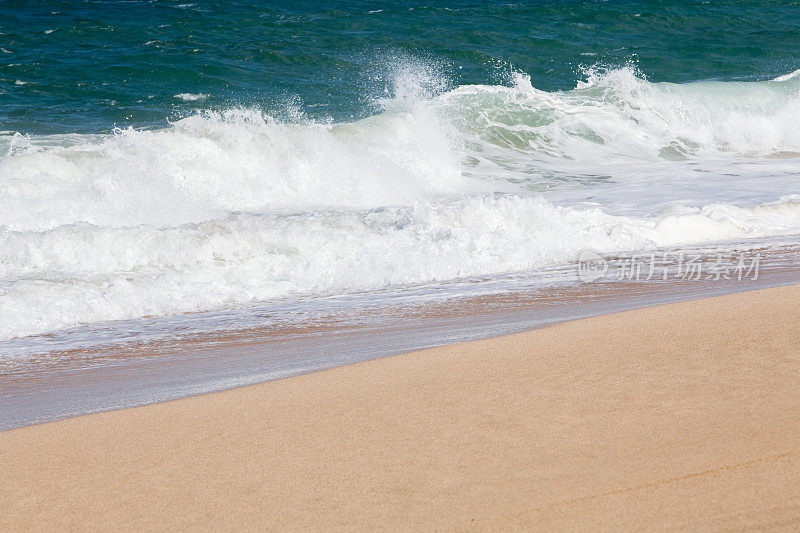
[442,66,800,171]
[2,195,800,340]
[0,106,469,230]
[4,66,800,230]
[2,66,800,339]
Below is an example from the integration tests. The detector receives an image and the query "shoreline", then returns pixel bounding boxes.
[4,239,800,431]
[3,284,800,529]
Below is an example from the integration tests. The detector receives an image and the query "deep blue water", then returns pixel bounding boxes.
[2,0,800,134]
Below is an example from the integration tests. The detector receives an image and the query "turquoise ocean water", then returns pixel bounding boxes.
[3,1,800,133]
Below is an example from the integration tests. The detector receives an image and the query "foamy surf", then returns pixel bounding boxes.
[174,93,209,101]
[2,66,800,340]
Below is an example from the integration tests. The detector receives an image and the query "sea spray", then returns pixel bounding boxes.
[3,67,800,339]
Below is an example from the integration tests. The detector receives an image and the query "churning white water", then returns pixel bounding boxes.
[2,66,800,340]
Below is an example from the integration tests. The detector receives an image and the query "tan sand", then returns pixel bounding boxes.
[2,285,800,530]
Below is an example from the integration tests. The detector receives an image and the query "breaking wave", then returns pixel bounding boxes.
[2,65,800,339]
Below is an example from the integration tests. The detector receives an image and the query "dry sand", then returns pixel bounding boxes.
[2,285,800,530]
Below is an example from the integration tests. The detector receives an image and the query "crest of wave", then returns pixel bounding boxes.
[434,64,800,173]
[0,62,470,231]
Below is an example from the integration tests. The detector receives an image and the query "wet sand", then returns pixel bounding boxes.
[2,284,800,530]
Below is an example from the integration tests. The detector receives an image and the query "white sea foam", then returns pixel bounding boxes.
[772,69,800,82]
[2,195,799,340]
[2,66,800,340]
[174,92,209,101]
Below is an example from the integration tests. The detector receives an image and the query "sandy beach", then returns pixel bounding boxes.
[2,284,800,530]
[7,2,800,530]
